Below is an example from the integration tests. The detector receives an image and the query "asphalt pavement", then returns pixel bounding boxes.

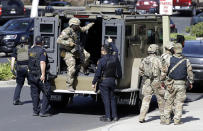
[0,86,140,131]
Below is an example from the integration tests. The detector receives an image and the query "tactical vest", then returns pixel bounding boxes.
[103,55,117,78]
[168,56,187,80]
[16,44,29,62]
[28,46,43,75]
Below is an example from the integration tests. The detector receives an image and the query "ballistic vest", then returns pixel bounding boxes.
[28,46,43,75]
[16,44,29,62]
[103,55,117,78]
[168,56,187,80]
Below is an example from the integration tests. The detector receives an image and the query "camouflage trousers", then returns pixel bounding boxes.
[64,49,90,88]
[164,80,186,121]
[139,79,165,121]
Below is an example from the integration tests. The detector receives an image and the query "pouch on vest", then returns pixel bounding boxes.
[143,58,154,79]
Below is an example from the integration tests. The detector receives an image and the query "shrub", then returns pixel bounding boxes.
[170,33,196,40]
[0,62,14,81]
[190,22,203,37]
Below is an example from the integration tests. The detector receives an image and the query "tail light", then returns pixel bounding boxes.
[188,0,191,6]
[151,1,158,7]
[0,8,2,16]
[136,1,140,6]
[24,8,26,14]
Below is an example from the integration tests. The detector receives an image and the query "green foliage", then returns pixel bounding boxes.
[0,62,14,81]
[190,22,203,37]
[170,33,196,40]
[185,26,190,33]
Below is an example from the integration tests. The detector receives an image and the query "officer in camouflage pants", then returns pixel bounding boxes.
[162,43,193,125]
[57,17,94,91]
[139,44,165,123]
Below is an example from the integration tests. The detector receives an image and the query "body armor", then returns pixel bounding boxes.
[168,56,187,80]
[103,55,117,78]
[16,44,29,62]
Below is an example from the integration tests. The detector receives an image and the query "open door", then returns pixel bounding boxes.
[34,17,60,77]
[102,19,125,73]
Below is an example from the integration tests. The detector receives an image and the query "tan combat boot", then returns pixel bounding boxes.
[160,115,165,124]
[174,118,182,125]
[161,118,170,125]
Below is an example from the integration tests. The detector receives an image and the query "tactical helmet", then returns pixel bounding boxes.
[147,44,159,54]
[173,43,183,54]
[35,36,43,45]
[165,42,174,50]
[69,17,80,26]
[20,35,29,44]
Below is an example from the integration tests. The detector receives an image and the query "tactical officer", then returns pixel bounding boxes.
[57,17,94,91]
[161,42,174,65]
[92,44,122,122]
[28,36,50,117]
[162,43,193,125]
[139,44,165,123]
[11,35,30,105]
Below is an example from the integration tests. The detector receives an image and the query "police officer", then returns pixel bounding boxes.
[162,43,193,125]
[107,37,118,56]
[139,44,165,123]
[92,44,122,122]
[57,17,94,91]
[11,35,29,105]
[28,36,50,117]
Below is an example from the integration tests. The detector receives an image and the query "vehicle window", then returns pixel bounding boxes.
[105,26,117,35]
[125,25,132,36]
[51,3,65,6]
[40,24,53,33]
[7,0,23,7]
[3,20,29,32]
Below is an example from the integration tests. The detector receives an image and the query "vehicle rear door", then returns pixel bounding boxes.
[102,19,125,73]
[34,17,60,77]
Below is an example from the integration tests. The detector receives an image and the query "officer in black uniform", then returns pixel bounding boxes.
[107,37,118,57]
[92,44,122,122]
[11,35,30,105]
[28,36,50,117]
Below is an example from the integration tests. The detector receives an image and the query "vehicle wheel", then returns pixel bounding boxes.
[192,6,197,16]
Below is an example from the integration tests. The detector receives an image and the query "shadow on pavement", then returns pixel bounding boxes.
[182,116,200,123]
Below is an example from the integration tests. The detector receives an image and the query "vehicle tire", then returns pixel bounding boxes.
[192,6,197,16]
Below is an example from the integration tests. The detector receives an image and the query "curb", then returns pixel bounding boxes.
[0,79,29,88]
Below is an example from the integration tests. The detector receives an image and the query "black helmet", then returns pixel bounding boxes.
[35,36,43,45]
[20,35,29,44]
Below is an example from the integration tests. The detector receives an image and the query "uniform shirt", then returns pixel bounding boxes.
[11,47,28,65]
[29,46,47,62]
[92,54,122,85]
[57,23,94,48]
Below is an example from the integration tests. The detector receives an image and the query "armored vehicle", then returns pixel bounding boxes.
[33,1,169,107]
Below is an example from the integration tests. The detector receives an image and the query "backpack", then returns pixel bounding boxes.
[143,56,158,79]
